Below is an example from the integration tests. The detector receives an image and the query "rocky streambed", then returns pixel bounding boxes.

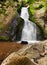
[1,40,47,65]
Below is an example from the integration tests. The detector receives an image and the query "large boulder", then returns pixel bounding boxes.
[1,53,37,65]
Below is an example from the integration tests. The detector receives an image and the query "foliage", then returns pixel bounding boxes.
[27,0,36,4]
[0,36,9,41]
[34,4,44,9]
[27,0,47,14]
[29,4,35,15]
[43,0,47,10]
[8,0,14,6]
[0,8,6,14]
[0,1,6,6]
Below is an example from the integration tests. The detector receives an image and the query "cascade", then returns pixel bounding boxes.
[20,7,37,43]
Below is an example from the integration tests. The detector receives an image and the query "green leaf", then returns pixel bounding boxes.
[29,5,35,15]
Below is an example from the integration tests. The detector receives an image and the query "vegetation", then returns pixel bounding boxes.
[0,36,9,41]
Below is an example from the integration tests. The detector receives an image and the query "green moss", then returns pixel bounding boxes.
[43,0,47,10]
[29,5,35,15]
[28,0,36,4]
[0,24,4,30]
[8,0,14,6]
[0,36,9,41]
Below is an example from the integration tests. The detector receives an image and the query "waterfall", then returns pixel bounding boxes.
[20,7,37,43]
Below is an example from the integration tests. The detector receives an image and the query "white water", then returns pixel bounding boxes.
[20,7,38,43]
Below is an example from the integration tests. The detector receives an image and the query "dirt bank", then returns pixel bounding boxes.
[0,42,24,64]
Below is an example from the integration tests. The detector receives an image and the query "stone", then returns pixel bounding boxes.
[1,52,37,65]
[38,57,47,65]
[21,41,28,44]
[34,7,45,28]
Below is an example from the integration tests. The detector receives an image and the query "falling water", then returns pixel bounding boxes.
[20,7,37,43]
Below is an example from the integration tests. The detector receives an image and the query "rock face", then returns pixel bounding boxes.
[1,40,47,65]
[16,17,24,41]
[34,7,47,39]
[0,1,18,41]
[34,7,45,28]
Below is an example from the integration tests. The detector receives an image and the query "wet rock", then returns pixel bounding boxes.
[21,41,28,44]
[16,17,24,41]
